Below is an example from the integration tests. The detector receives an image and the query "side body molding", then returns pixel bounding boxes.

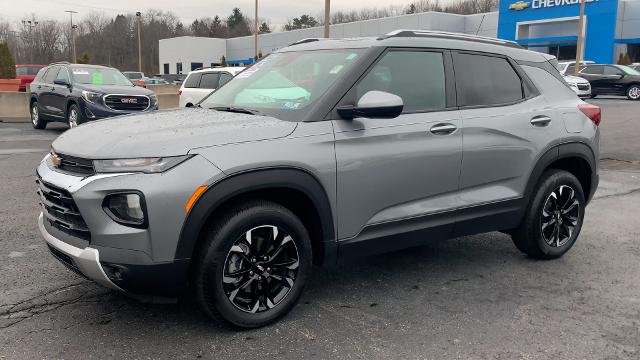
[175,168,337,265]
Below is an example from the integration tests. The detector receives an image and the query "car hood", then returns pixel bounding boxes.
[52,108,297,159]
[76,84,154,95]
[563,75,589,84]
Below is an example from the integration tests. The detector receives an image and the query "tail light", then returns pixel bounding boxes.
[578,103,601,126]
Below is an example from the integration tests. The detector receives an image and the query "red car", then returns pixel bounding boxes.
[15,64,46,92]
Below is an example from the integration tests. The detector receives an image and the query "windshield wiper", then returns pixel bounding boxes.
[210,106,259,115]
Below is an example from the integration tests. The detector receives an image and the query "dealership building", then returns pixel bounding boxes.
[158,0,640,75]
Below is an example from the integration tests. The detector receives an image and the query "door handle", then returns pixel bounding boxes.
[530,115,552,127]
[430,123,457,135]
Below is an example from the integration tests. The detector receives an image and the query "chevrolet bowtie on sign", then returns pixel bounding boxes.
[509,1,531,10]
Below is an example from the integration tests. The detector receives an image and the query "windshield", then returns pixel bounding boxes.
[16,66,44,76]
[200,49,365,120]
[71,67,133,86]
[125,72,143,79]
[617,65,640,76]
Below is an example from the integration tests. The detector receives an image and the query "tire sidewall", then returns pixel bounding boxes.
[67,104,82,128]
[529,171,586,258]
[627,85,640,100]
[31,102,45,129]
[198,205,312,328]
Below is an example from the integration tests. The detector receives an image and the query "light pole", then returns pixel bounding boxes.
[324,0,330,38]
[65,10,78,62]
[136,12,142,73]
[574,0,586,77]
[21,19,38,64]
[254,0,258,60]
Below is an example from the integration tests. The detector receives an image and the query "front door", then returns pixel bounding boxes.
[332,49,462,252]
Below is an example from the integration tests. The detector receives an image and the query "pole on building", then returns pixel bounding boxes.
[574,0,586,77]
[324,0,330,38]
[136,12,142,72]
[254,0,258,59]
[65,10,78,62]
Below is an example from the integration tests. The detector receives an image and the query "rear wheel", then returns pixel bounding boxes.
[31,102,46,129]
[192,201,312,328]
[512,169,585,259]
[627,84,640,100]
[67,104,82,128]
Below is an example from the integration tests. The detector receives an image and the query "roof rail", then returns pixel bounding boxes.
[289,38,322,46]
[378,30,522,49]
[49,61,71,65]
[193,66,214,71]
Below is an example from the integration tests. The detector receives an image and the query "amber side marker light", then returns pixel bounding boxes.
[186,185,208,214]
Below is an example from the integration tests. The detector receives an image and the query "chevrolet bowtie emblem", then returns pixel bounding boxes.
[509,1,530,10]
[51,153,62,168]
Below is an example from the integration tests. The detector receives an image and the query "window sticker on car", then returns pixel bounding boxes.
[282,102,301,109]
[72,69,89,75]
[329,65,344,74]
[91,73,103,85]
[346,53,358,60]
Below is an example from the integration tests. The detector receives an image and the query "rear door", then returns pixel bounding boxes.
[602,65,627,95]
[333,49,462,250]
[452,51,561,235]
[197,72,221,101]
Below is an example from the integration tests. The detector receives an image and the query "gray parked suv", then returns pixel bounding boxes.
[37,30,600,328]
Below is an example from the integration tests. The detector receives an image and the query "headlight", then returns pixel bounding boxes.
[93,155,192,173]
[81,90,102,104]
[149,94,158,107]
[103,192,146,227]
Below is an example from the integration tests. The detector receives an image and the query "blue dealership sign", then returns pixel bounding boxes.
[497,0,619,63]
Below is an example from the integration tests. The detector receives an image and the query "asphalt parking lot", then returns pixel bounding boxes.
[1,98,639,359]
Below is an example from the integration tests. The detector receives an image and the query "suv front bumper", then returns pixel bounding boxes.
[38,212,122,291]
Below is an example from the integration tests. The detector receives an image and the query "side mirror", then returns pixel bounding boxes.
[54,79,70,87]
[337,90,404,120]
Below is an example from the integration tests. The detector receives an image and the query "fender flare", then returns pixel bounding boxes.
[523,141,596,208]
[174,167,337,264]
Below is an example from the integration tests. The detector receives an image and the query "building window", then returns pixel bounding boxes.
[163,63,169,74]
[191,62,203,71]
[176,63,183,74]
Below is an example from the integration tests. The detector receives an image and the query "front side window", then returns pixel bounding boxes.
[355,50,446,112]
[199,73,220,89]
[453,53,524,107]
[616,65,640,76]
[43,67,60,84]
[603,66,623,76]
[200,49,365,121]
[70,67,133,86]
[55,68,70,83]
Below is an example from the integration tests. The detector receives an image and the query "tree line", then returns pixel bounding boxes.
[0,0,496,75]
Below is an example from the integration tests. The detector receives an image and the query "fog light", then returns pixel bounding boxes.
[103,192,147,227]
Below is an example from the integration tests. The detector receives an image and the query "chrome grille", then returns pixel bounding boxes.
[54,152,94,176]
[103,94,150,111]
[577,84,589,91]
[36,175,90,240]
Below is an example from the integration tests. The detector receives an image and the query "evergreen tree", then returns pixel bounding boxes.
[0,43,16,79]
[258,22,271,34]
[220,55,227,67]
[78,52,91,64]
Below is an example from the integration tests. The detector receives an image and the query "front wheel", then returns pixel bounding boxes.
[192,201,312,328]
[627,84,640,100]
[511,169,585,259]
[31,102,47,129]
[67,104,82,128]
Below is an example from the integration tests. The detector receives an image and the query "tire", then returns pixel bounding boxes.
[30,101,47,129]
[67,103,82,128]
[511,169,585,260]
[192,200,312,328]
[626,84,640,100]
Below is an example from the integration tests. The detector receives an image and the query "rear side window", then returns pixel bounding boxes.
[43,67,60,84]
[453,53,524,107]
[199,73,220,89]
[581,65,603,75]
[183,73,201,88]
[355,50,446,112]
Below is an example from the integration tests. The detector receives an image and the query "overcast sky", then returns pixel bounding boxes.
[1,0,448,30]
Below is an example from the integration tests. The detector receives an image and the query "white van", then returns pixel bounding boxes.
[179,67,245,107]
